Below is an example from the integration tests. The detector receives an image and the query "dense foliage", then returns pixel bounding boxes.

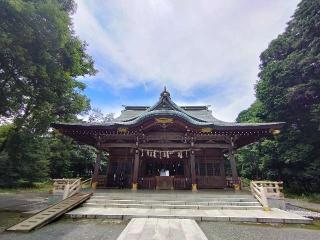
[0,0,97,187]
[236,0,320,193]
[0,0,95,132]
[0,125,106,187]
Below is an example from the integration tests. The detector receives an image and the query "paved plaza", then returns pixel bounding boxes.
[0,190,318,239]
[116,218,208,240]
[1,218,319,240]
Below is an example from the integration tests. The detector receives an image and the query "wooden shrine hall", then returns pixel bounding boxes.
[52,88,284,191]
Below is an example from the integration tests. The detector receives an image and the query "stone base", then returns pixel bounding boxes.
[67,207,312,224]
[132,183,138,191]
[91,182,97,189]
[233,184,240,191]
[268,197,286,210]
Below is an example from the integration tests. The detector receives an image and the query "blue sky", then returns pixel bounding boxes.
[73,0,299,121]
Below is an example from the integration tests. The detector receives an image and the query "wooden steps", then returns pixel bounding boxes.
[6,192,92,232]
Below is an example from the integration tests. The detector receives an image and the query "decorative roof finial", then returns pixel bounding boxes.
[161,85,170,97]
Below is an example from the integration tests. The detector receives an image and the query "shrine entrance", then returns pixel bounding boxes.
[138,149,192,190]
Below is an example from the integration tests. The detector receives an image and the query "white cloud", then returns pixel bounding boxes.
[73,0,299,121]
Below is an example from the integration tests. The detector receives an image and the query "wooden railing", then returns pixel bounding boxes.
[81,178,92,188]
[250,181,284,211]
[174,177,191,190]
[138,177,156,189]
[53,178,92,200]
[226,177,241,189]
[52,178,79,193]
[62,179,81,200]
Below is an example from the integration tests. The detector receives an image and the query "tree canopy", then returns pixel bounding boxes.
[0,0,97,186]
[0,0,96,133]
[237,0,320,193]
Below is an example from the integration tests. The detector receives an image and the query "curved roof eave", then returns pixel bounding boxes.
[52,109,285,131]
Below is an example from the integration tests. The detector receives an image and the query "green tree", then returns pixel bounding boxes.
[48,129,110,180]
[0,124,14,186]
[48,132,100,179]
[237,0,320,193]
[0,0,96,186]
[0,0,96,133]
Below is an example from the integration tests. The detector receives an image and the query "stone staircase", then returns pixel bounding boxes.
[83,194,262,210]
[66,191,312,224]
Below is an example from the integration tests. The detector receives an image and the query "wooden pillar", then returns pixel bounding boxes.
[184,158,190,179]
[132,149,140,190]
[190,150,197,191]
[92,151,102,189]
[229,148,238,180]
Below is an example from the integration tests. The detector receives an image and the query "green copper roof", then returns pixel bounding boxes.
[52,88,284,131]
[111,88,284,129]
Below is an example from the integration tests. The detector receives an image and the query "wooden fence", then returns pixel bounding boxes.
[250,181,283,211]
[53,178,92,200]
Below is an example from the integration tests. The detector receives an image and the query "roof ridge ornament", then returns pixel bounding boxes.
[161,86,170,98]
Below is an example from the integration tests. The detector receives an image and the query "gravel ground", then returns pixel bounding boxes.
[286,203,320,219]
[0,218,127,240]
[0,192,57,212]
[199,222,320,240]
[285,198,320,212]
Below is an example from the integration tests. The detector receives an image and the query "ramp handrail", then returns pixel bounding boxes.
[62,179,82,200]
[52,178,79,193]
[250,181,284,211]
[81,178,92,186]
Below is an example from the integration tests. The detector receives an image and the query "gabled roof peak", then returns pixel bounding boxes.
[160,86,170,98]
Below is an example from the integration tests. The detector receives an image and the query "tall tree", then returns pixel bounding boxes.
[0,0,96,133]
[0,0,96,186]
[237,0,320,193]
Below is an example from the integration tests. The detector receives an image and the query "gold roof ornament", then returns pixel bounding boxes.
[155,117,174,124]
[117,127,128,134]
[200,127,213,133]
[271,129,281,135]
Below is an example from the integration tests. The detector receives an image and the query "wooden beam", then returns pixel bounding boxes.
[100,142,229,149]
[144,132,185,141]
[132,149,140,190]
[92,151,101,188]
[100,143,136,148]
[194,143,229,148]
[190,150,197,191]
[229,148,238,180]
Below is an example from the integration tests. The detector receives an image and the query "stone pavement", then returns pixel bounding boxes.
[1,218,319,240]
[67,206,311,224]
[116,218,208,240]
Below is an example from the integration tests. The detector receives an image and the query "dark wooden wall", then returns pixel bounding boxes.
[106,148,133,188]
[195,149,226,188]
[104,147,226,189]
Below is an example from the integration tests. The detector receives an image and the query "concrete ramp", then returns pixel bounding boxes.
[117,218,208,240]
[7,192,92,232]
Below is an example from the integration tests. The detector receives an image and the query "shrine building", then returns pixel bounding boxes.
[52,88,284,191]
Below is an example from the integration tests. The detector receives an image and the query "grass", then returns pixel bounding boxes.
[0,211,25,232]
[0,181,52,194]
[285,192,320,205]
[238,220,320,231]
